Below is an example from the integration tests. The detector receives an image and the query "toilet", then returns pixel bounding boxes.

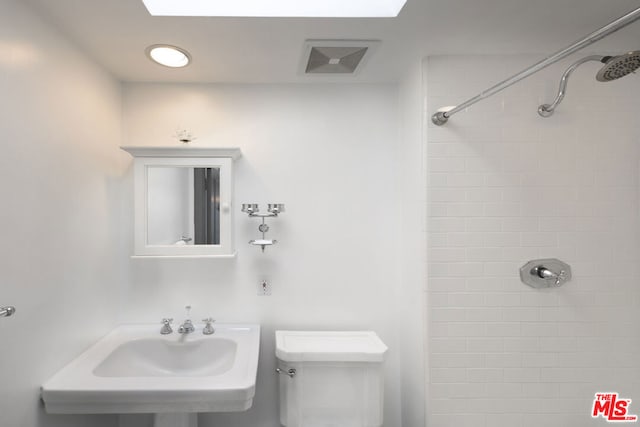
[275,330,388,427]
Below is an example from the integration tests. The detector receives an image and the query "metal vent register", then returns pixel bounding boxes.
[302,40,378,74]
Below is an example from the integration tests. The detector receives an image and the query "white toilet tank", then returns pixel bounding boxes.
[275,331,388,427]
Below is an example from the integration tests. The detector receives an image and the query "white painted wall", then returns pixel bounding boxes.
[121,83,413,426]
[425,55,640,427]
[396,60,427,427]
[0,1,126,427]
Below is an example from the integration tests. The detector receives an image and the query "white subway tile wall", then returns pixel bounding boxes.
[426,56,640,427]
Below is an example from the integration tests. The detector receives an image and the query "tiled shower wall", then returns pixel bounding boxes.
[425,55,640,427]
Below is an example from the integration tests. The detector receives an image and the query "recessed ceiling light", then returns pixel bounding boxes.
[141,0,407,17]
[146,45,191,68]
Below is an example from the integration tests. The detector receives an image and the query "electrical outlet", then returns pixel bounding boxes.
[257,279,271,296]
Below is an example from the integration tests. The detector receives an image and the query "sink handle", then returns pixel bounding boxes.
[160,318,173,335]
[202,318,216,335]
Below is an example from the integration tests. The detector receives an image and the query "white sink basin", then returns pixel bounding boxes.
[93,337,237,377]
[41,324,260,414]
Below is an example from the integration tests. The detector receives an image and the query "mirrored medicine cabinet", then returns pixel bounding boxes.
[121,146,241,258]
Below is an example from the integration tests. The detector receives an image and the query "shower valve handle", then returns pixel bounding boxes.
[555,270,566,285]
[534,266,565,285]
[521,259,572,289]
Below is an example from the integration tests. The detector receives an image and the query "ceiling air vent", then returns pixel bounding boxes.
[302,40,379,75]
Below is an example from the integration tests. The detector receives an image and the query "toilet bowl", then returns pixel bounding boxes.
[275,330,387,427]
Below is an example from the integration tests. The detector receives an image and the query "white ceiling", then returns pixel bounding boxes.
[25,0,640,83]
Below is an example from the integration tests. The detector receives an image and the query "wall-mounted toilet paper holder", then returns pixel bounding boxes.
[520,258,572,288]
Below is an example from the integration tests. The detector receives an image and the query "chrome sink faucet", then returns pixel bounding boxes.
[178,305,195,335]
[178,319,195,334]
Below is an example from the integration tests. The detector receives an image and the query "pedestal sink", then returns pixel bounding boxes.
[41,324,260,426]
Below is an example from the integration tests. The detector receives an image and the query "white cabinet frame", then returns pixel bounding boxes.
[122,146,240,258]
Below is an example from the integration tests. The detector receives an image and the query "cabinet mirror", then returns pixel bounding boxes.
[122,147,240,257]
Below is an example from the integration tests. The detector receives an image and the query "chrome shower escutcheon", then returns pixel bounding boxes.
[0,306,16,318]
[520,259,572,288]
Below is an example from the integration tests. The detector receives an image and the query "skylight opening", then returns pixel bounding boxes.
[141,0,407,18]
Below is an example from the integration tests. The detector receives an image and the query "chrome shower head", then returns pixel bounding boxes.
[539,51,640,118]
[596,51,640,81]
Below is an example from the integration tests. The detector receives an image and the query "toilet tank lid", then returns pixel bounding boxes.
[275,331,388,362]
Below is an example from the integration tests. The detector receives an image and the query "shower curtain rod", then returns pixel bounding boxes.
[431,6,640,126]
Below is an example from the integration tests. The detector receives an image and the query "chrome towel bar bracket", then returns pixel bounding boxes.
[0,306,16,318]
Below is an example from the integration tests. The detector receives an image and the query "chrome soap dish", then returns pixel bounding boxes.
[241,203,285,252]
